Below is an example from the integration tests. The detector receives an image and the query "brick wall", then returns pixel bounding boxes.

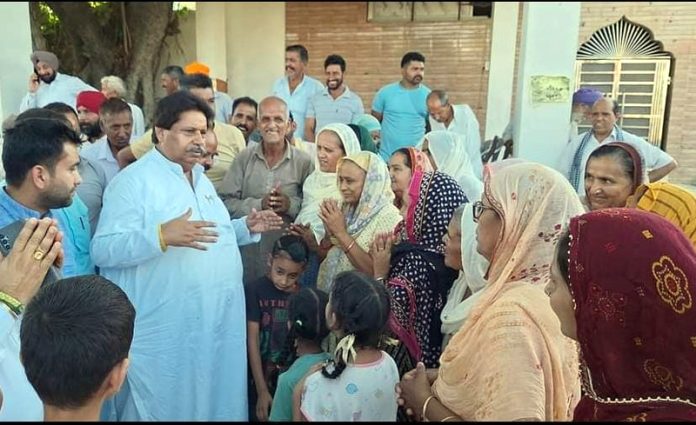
[286,2,696,185]
[285,2,492,130]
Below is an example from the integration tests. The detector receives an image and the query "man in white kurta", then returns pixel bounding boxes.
[426,90,483,178]
[92,91,280,420]
[19,50,97,113]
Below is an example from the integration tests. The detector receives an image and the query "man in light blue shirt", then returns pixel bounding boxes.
[0,109,92,278]
[371,51,431,161]
[304,54,365,143]
[272,45,324,142]
[19,50,97,113]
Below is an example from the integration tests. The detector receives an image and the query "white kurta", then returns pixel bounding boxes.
[19,72,97,112]
[428,104,484,178]
[92,148,257,420]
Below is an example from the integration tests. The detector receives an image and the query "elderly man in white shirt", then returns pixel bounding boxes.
[100,75,146,138]
[19,50,97,113]
[426,90,483,178]
[558,97,677,194]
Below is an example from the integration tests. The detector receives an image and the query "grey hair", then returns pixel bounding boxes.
[427,89,449,106]
[100,75,127,98]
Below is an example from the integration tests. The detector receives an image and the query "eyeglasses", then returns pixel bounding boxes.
[472,201,495,222]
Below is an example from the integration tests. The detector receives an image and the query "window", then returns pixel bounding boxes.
[574,16,673,149]
[367,2,492,23]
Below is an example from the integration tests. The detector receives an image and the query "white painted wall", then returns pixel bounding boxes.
[0,2,33,120]
[225,2,285,102]
[485,2,519,140]
[512,2,581,167]
[195,3,227,84]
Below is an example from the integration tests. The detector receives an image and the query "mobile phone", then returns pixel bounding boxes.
[0,220,62,287]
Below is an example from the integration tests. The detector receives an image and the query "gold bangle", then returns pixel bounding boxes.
[0,291,23,316]
[441,415,459,422]
[422,395,436,422]
[158,224,168,252]
[344,238,357,252]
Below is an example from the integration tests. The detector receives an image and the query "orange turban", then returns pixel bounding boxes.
[184,61,210,76]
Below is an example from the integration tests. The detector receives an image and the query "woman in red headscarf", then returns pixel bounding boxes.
[547,208,696,421]
[388,147,433,214]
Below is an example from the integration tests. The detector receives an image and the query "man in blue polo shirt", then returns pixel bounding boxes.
[371,52,431,161]
[304,54,364,142]
[272,45,324,142]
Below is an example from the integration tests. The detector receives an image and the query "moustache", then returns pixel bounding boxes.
[186,145,205,156]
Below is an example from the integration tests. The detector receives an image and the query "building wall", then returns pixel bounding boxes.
[285,2,492,129]
[286,2,695,185]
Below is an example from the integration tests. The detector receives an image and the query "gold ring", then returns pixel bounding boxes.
[33,249,45,261]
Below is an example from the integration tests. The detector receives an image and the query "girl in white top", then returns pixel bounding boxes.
[295,271,399,422]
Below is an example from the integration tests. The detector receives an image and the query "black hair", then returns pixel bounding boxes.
[151,91,214,144]
[20,275,135,409]
[180,73,213,90]
[232,96,258,115]
[321,271,391,379]
[324,54,346,72]
[347,124,362,144]
[162,65,184,80]
[272,234,310,264]
[586,144,635,181]
[401,51,426,68]
[393,147,413,169]
[2,108,81,187]
[555,230,571,284]
[43,102,77,118]
[99,97,131,117]
[278,288,330,368]
[286,44,309,64]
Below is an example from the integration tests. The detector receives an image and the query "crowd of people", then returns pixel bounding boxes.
[0,44,694,422]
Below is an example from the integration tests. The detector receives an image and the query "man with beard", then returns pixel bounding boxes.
[372,51,431,160]
[76,91,108,143]
[19,50,97,113]
[80,98,133,183]
[230,97,260,144]
[271,45,324,142]
[304,54,364,143]
[0,108,90,278]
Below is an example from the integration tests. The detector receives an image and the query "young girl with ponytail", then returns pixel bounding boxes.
[294,271,399,421]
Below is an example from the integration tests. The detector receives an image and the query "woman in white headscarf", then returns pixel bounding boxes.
[290,124,362,286]
[418,130,483,203]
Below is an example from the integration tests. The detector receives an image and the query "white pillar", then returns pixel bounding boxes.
[195,3,228,86]
[0,2,33,120]
[484,2,519,140]
[512,2,581,166]
[225,2,285,102]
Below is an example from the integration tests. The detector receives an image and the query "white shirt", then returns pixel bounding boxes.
[429,104,484,178]
[557,126,675,195]
[128,102,146,138]
[80,136,121,184]
[0,311,43,421]
[300,351,399,421]
[272,75,324,141]
[19,72,97,113]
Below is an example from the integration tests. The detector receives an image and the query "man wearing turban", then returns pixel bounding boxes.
[19,50,98,113]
